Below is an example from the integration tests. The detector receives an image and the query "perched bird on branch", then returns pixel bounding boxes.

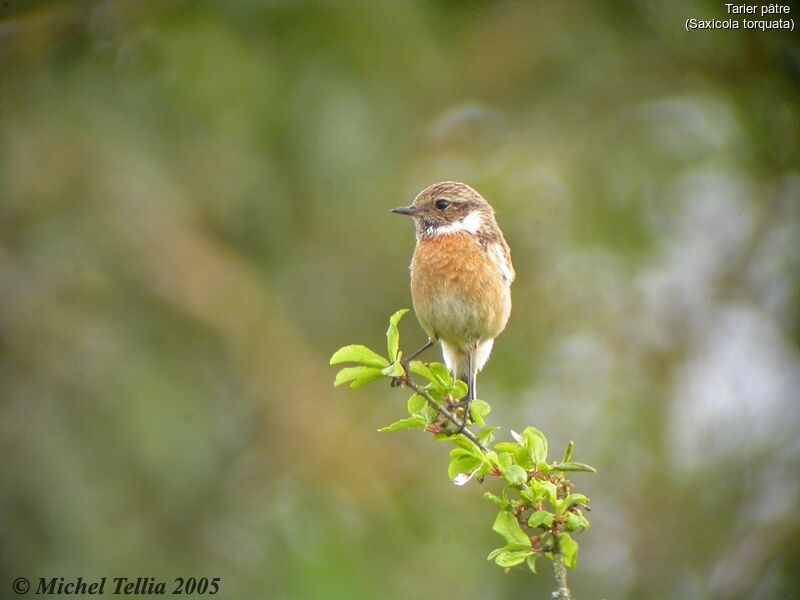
[392,181,514,431]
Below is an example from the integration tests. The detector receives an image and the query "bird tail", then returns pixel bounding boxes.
[441,339,495,380]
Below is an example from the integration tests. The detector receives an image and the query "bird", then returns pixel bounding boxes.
[392,181,514,431]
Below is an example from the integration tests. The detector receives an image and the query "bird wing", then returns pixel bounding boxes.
[489,237,515,284]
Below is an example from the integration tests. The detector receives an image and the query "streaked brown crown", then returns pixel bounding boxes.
[408,181,500,241]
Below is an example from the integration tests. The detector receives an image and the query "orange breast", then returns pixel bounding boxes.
[410,232,511,351]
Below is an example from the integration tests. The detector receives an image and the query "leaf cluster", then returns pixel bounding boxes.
[330,310,596,576]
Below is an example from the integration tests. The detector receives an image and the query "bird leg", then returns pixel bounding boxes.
[457,352,476,434]
[401,338,435,373]
[392,339,436,388]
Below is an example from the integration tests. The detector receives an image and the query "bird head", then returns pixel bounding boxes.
[391,181,496,240]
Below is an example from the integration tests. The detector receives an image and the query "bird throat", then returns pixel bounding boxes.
[419,211,484,240]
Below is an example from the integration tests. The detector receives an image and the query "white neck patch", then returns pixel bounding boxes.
[429,211,483,237]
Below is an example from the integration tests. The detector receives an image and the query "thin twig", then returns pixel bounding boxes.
[401,376,488,452]
[402,371,573,598]
[551,535,572,600]
[551,481,573,600]
[552,555,571,599]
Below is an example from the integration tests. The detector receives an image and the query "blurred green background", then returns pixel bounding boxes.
[1,1,799,598]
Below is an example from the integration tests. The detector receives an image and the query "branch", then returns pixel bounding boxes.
[551,535,572,600]
[551,480,573,600]
[401,376,488,452]
[331,310,595,597]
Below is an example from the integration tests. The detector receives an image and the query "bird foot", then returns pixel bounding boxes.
[454,398,474,434]
[448,404,472,435]
[455,417,469,435]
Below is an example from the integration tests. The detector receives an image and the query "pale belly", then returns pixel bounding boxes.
[412,285,510,350]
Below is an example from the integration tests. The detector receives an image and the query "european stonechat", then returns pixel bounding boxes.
[392,181,514,430]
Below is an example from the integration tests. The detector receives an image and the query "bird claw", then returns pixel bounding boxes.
[454,398,473,434]
[452,405,472,435]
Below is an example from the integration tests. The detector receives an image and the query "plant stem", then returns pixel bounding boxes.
[551,477,573,600]
[551,534,572,600]
[401,377,488,452]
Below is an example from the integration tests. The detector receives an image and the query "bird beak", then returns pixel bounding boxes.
[391,205,418,216]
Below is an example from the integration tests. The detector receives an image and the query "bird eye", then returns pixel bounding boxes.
[435,199,450,210]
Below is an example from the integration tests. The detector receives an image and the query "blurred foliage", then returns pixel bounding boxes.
[1,1,799,599]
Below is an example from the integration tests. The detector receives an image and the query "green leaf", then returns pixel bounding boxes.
[492,510,531,547]
[378,417,424,432]
[562,440,574,464]
[334,366,367,386]
[501,483,516,504]
[551,462,597,473]
[504,465,528,485]
[406,394,427,415]
[562,493,589,510]
[515,446,534,470]
[448,455,481,480]
[487,544,530,563]
[427,363,453,386]
[452,379,468,399]
[478,426,500,445]
[483,492,503,506]
[528,511,554,529]
[526,554,538,574]
[493,442,520,454]
[386,309,410,361]
[476,462,495,480]
[421,404,437,424]
[505,542,536,552]
[329,345,389,368]
[559,533,578,569]
[381,360,405,377]
[352,368,384,388]
[522,426,548,466]
[532,480,558,506]
[471,399,490,416]
[470,399,491,426]
[450,435,481,453]
[409,361,436,382]
[565,511,590,532]
[496,452,513,472]
[495,549,531,567]
[449,448,476,459]
[334,366,383,388]
[487,547,505,561]
[424,385,446,404]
